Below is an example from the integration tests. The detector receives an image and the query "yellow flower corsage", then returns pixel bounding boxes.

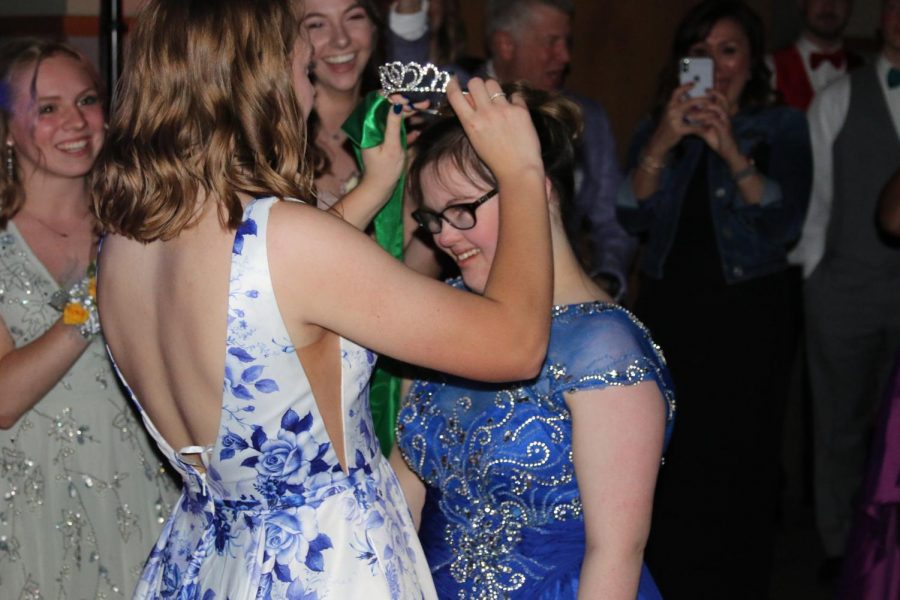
[50,265,100,339]
[63,301,89,325]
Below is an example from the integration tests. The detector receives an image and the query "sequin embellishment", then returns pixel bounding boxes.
[398,301,676,598]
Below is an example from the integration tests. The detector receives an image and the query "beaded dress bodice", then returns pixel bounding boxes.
[0,222,177,599]
[397,297,675,599]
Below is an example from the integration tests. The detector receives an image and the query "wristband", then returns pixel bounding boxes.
[732,162,757,183]
[638,152,666,174]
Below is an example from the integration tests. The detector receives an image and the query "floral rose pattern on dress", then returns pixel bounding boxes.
[114,197,436,600]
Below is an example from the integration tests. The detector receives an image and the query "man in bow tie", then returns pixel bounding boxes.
[769,8,861,583]
[792,0,900,582]
[769,0,862,111]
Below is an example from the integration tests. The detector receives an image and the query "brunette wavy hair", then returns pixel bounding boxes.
[92,0,315,242]
[407,82,582,222]
[306,0,386,180]
[652,0,774,119]
[0,39,102,228]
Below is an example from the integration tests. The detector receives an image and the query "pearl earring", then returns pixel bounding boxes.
[5,143,12,179]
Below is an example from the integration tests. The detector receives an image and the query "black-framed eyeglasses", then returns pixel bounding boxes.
[412,189,498,234]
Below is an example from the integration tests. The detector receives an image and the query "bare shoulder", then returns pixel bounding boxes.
[266,198,389,332]
[268,198,386,272]
[269,198,364,244]
[100,231,147,263]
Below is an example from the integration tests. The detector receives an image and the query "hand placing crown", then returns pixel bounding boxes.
[378,61,451,96]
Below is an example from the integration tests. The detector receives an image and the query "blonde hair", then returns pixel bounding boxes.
[0,39,101,228]
[92,0,315,242]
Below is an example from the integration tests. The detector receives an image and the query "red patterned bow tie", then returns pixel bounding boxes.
[810,49,846,70]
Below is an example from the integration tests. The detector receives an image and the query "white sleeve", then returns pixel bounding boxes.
[388,0,428,42]
[788,76,850,277]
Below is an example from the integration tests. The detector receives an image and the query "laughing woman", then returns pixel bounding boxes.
[303,0,384,207]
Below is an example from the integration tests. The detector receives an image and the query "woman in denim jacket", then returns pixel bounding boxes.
[616,1,812,597]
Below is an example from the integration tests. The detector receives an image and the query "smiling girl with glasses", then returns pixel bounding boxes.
[390,83,676,599]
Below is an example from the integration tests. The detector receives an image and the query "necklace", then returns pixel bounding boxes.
[23,212,75,239]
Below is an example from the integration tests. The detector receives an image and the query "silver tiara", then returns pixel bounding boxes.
[378,61,450,96]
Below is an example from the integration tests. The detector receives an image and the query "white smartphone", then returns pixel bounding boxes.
[679,57,714,98]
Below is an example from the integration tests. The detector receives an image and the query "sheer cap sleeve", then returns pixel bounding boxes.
[544,303,676,429]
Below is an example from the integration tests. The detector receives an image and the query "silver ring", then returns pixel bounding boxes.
[489,92,507,102]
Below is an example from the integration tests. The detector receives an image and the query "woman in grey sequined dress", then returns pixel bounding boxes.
[0,39,178,598]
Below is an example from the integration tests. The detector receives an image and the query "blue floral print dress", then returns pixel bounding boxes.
[397,294,675,599]
[114,197,436,600]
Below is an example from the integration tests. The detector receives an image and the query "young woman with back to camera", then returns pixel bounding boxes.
[388,83,675,600]
[91,0,554,597]
[617,1,812,596]
[0,38,177,597]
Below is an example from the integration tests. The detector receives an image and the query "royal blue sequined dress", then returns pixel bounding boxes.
[397,294,675,599]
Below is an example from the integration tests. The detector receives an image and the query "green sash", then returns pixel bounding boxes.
[342,91,407,456]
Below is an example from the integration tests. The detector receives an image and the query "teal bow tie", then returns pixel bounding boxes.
[888,68,900,89]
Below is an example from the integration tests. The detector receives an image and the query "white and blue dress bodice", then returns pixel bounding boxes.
[117,197,436,599]
[397,295,676,599]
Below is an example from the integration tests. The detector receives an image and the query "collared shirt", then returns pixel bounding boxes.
[790,55,900,276]
[804,36,850,93]
[766,37,852,97]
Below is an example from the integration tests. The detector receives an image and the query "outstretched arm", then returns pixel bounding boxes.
[326,100,413,230]
[274,78,553,382]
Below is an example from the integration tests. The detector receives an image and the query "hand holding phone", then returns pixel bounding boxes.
[679,57,714,99]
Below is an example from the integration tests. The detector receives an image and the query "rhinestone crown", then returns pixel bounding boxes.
[378,61,451,95]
